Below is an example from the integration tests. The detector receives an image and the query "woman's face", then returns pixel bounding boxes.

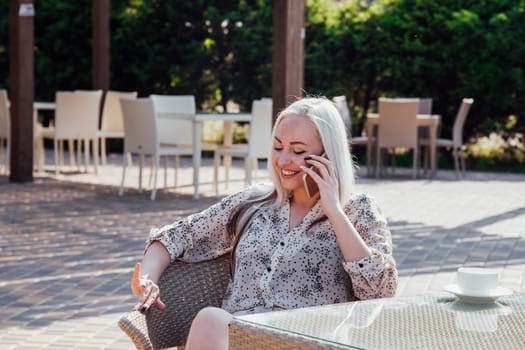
[272,114,324,193]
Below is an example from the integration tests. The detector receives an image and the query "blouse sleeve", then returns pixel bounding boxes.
[341,194,398,299]
[145,186,261,262]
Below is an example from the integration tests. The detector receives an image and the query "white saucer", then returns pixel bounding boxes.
[443,284,513,303]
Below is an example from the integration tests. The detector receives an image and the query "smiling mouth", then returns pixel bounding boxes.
[281,169,300,177]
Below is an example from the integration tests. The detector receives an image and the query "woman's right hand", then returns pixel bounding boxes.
[131,262,167,313]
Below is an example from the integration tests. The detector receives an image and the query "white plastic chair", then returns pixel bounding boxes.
[119,98,198,200]
[213,99,273,195]
[97,90,137,165]
[420,98,473,179]
[150,94,218,188]
[40,91,102,175]
[0,90,10,174]
[2,90,51,174]
[62,90,104,167]
[375,98,420,178]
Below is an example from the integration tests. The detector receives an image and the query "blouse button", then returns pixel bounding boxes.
[267,267,272,272]
[358,263,364,268]
[280,242,285,246]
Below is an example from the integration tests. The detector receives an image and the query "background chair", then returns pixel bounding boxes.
[376,98,420,178]
[0,89,9,174]
[64,90,104,167]
[333,95,374,176]
[2,91,51,174]
[40,91,102,175]
[97,90,137,165]
[120,98,200,200]
[417,97,433,142]
[332,95,369,147]
[213,99,273,195]
[150,94,218,189]
[420,98,474,179]
[118,254,231,350]
[418,98,433,115]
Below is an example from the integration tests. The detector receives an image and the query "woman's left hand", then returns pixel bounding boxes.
[301,154,341,215]
[131,262,166,313]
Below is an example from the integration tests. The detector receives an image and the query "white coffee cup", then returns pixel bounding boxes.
[457,267,499,295]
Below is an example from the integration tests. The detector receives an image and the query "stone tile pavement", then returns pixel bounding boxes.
[1,154,524,349]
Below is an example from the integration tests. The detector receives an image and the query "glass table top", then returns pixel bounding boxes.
[233,294,525,349]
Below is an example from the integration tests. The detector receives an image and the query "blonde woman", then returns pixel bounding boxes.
[131,97,398,350]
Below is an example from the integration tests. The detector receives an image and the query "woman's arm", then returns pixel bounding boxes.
[140,241,171,283]
[130,185,265,312]
[340,194,398,299]
[131,241,171,312]
[325,205,371,262]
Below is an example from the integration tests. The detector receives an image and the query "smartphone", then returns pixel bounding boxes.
[302,153,326,199]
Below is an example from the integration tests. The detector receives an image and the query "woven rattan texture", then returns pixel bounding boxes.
[118,253,231,350]
[118,311,152,350]
[229,320,348,349]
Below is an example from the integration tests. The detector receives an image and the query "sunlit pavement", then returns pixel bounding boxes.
[1,152,524,349]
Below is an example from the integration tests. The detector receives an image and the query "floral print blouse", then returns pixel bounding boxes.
[146,185,398,314]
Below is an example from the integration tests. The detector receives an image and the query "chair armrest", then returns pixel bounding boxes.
[119,253,232,349]
[118,311,152,350]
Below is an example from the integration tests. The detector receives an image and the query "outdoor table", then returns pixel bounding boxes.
[230,293,525,349]
[157,112,252,199]
[366,113,440,178]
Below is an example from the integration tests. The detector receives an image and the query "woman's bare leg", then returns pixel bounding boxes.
[185,307,233,350]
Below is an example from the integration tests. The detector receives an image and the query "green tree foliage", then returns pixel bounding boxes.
[0,0,523,140]
[111,0,272,111]
[309,0,525,139]
[34,0,93,99]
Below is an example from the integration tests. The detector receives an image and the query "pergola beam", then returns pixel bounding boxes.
[92,0,110,92]
[9,0,34,182]
[272,0,305,118]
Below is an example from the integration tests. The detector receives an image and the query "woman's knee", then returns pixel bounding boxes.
[186,307,232,350]
[191,307,232,330]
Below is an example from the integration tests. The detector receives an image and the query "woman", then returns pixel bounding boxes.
[131,97,398,350]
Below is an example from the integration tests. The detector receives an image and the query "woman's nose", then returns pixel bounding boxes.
[277,152,292,166]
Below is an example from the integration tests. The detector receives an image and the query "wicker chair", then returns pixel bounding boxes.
[118,253,232,350]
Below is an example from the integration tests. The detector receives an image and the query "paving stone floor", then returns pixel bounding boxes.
[1,153,524,349]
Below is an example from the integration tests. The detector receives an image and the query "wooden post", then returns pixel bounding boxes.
[92,0,110,92]
[9,0,34,182]
[272,0,305,120]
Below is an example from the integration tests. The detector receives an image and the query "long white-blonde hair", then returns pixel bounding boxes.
[227,96,356,242]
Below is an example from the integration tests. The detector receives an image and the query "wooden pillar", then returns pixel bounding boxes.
[92,0,110,91]
[272,0,305,119]
[9,0,34,182]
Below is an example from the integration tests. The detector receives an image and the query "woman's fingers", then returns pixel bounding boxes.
[133,277,167,312]
[131,262,144,296]
[131,262,167,313]
[306,155,330,176]
[154,297,167,310]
